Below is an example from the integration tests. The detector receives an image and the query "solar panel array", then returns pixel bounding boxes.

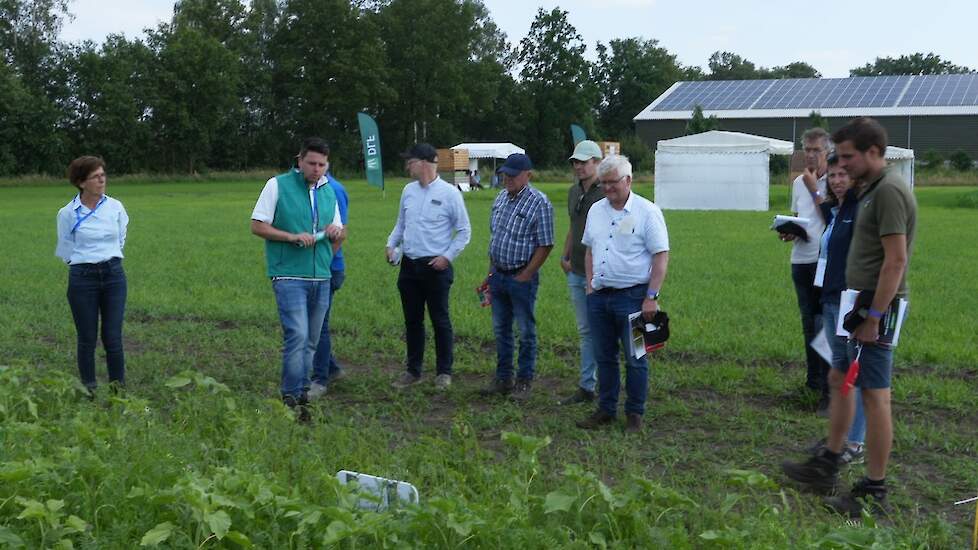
[651,73,978,112]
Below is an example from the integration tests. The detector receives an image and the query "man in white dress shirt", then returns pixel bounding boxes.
[387,143,472,390]
[575,155,669,433]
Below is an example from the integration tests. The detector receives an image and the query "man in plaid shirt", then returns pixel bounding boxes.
[481,153,555,400]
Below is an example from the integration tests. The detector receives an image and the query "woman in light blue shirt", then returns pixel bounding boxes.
[55,156,129,395]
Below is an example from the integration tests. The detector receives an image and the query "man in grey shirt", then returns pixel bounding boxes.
[387,143,472,391]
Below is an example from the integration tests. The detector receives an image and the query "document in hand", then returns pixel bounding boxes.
[836,289,908,348]
[771,215,811,242]
[628,310,670,359]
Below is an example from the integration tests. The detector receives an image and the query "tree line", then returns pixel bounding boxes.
[1,0,972,176]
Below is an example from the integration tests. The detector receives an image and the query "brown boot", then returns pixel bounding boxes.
[576,409,615,429]
[625,413,643,433]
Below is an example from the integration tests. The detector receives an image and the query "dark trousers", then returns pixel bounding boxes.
[67,258,127,389]
[791,262,829,396]
[397,257,454,376]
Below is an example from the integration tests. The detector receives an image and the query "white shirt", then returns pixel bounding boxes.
[55,194,128,265]
[790,173,827,264]
[583,192,669,290]
[386,177,472,262]
[251,172,342,228]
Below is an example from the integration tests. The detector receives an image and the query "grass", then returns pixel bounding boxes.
[1,178,976,548]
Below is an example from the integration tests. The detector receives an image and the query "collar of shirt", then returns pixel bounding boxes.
[71,194,107,212]
[607,190,636,214]
[293,168,328,188]
[506,183,530,201]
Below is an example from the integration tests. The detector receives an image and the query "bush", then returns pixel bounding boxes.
[620,131,654,173]
[919,149,943,170]
[949,150,973,171]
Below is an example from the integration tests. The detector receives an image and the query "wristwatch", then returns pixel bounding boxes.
[646,290,659,301]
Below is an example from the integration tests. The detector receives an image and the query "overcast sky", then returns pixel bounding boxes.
[60,0,978,79]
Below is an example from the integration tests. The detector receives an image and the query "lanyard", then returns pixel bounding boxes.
[71,196,107,234]
[311,186,319,231]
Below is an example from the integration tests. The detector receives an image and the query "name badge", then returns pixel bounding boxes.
[813,257,827,288]
[430,199,442,206]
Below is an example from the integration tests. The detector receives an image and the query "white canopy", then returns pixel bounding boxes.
[656,130,794,155]
[885,146,914,160]
[451,142,525,159]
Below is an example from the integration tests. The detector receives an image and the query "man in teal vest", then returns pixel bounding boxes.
[251,137,344,421]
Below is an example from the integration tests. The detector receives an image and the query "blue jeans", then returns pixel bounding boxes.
[791,263,829,395]
[272,278,331,398]
[567,272,597,392]
[312,269,345,385]
[588,285,649,416]
[67,258,127,389]
[823,300,866,445]
[489,270,539,380]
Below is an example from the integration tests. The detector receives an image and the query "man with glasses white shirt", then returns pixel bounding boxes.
[575,155,669,433]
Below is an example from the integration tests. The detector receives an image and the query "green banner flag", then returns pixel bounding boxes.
[357,112,384,190]
[570,124,587,145]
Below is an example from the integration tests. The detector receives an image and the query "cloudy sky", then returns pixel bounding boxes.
[60,0,978,78]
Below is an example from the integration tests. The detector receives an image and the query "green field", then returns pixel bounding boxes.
[1,179,977,548]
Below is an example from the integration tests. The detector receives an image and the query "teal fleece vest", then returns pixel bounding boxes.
[265,170,337,278]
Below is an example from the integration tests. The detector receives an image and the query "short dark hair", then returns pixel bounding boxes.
[67,156,106,189]
[832,117,887,154]
[300,137,330,158]
[827,153,839,166]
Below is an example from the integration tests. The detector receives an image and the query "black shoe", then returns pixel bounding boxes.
[283,394,311,423]
[806,437,827,455]
[558,387,595,406]
[824,478,888,519]
[576,409,616,429]
[511,379,532,401]
[624,413,643,433]
[479,377,514,396]
[781,451,840,494]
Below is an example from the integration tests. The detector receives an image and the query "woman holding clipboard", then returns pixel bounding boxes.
[55,156,130,396]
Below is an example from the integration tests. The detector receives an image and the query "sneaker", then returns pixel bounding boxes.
[510,379,532,401]
[479,377,514,396]
[840,443,865,466]
[624,413,643,433]
[434,374,452,390]
[824,478,888,519]
[558,387,595,406]
[781,451,840,494]
[326,368,347,384]
[576,409,616,430]
[307,382,328,400]
[282,394,311,423]
[391,372,422,389]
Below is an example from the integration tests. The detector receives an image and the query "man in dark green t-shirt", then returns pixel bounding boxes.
[557,140,604,405]
[782,117,916,518]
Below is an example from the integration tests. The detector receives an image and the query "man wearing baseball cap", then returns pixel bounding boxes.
[387,143,472,391]
[558,140,604,406]
[481,153,555,400]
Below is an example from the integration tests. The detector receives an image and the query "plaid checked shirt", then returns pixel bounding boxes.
[489,184,555,270]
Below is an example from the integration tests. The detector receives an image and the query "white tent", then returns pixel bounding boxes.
[885,146,915,188]
[654,131,794,211]
[452,143,525,174]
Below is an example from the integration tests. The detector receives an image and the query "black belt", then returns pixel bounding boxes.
[594,283,644,295]
[71,257,121,267]
[494,264,526,275]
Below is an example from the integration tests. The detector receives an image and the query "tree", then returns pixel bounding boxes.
[707,51,761,80]
[594,37,685,139]
[808,111,829,132]
[850,53,972,76]
[686,105,719,134]
[517,7,597,166]
[769,61,820,79]
[949,150,973,171]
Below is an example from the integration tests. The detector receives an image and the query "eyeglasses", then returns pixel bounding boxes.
[84,171,106,182]
[599,175,626,186]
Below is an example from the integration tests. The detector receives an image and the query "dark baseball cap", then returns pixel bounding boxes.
[496,153,533,176]
[400,143,438,163]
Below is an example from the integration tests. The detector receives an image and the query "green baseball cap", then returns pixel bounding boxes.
[568,140,602,161]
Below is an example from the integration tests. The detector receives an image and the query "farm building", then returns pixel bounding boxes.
[634,74,978,158]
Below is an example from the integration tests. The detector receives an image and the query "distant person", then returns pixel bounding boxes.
[576,155,669,433]
[805,154,866,465]
[387,143,472,391]
[309,171,350,399]
[469,169,484,190]
[480,153,555,400]
[783,117,916,518]
[56,156,129,397]
[557,140,604,406]
[251,137,344,421]
[779,127,831,415]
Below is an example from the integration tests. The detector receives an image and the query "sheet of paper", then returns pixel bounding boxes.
[810,327,833,364]
[836,289,859,337]
[628,311,646,360]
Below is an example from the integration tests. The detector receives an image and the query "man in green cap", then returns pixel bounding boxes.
[558,140,604,405]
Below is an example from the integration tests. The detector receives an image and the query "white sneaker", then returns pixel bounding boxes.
[308,382,328,400]
[434,374,452,390]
